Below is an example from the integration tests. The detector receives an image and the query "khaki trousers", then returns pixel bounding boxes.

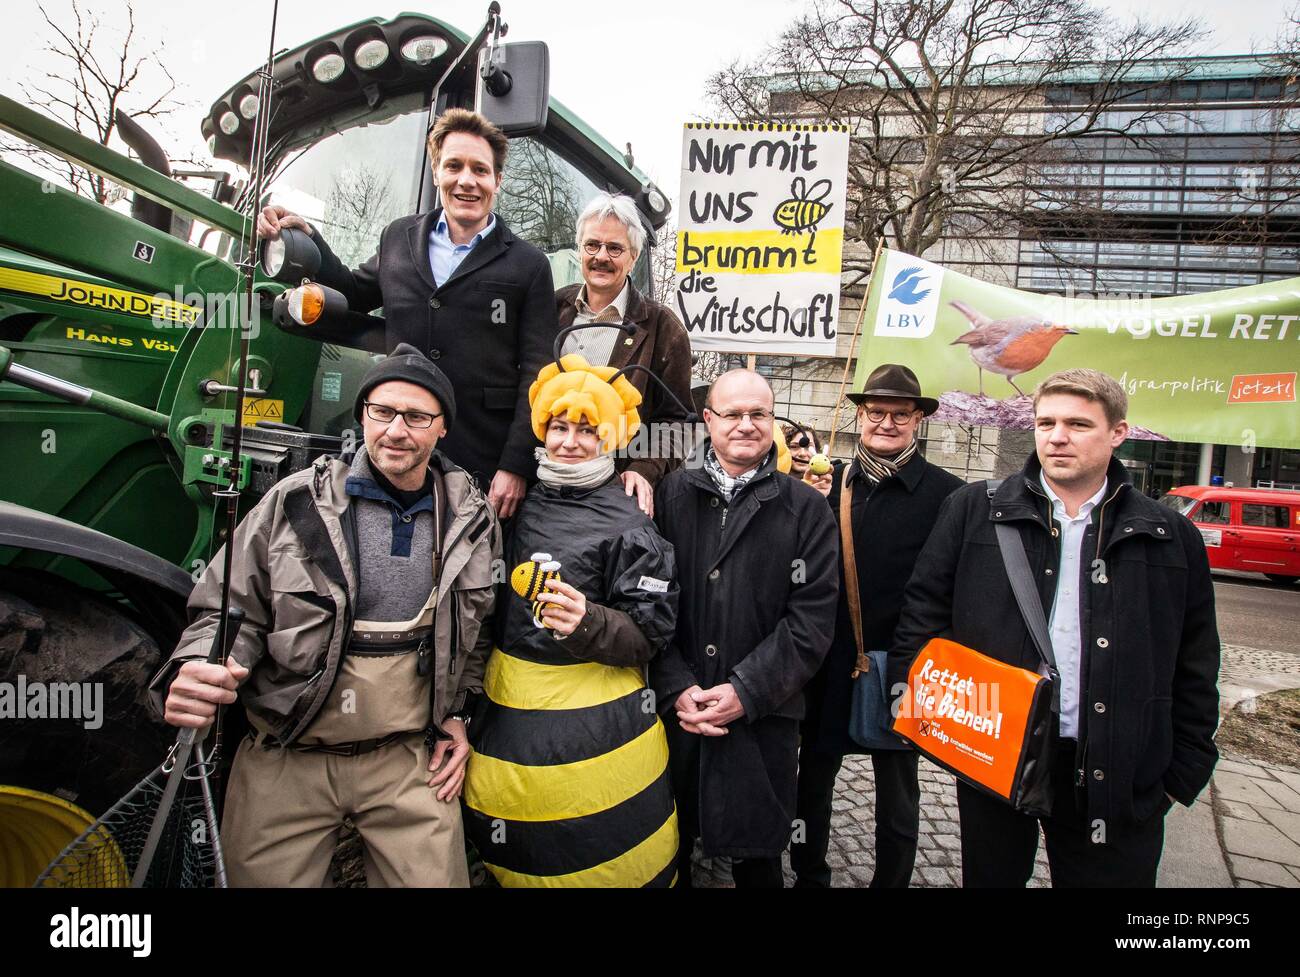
[220,732,469,887]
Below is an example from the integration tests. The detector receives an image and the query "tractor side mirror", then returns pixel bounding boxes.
[478,41,549,136]
[260,227,322,284]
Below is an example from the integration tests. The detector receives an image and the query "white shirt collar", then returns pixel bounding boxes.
[1039,472,1108,521]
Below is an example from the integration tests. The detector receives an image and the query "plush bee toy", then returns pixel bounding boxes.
[808,453,832,476]
[511,553,563,628]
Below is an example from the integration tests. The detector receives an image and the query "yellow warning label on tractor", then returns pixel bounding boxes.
[242,398,284,426]
[0,267,200,324]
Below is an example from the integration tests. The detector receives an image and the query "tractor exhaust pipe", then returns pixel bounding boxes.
[114,110,175,234]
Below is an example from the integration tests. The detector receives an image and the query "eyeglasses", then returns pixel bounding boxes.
[864,408,920,426]
[708,408,774,424]
[582,240,627,258]
[363,402,443,429]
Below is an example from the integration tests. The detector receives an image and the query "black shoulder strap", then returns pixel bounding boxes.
[987,479,1060,713]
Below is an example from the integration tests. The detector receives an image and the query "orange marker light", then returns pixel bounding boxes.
[288,283,325,325]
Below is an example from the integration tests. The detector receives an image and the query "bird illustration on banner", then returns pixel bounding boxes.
[949,299,1078,397]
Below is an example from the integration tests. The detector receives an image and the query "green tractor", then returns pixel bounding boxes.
[0,6,669,885]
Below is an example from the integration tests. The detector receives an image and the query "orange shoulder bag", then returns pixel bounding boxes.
[890,481,1058,814]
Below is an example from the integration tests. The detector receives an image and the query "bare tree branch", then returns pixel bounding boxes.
[705,0,1208,274]
[3,0,187,203]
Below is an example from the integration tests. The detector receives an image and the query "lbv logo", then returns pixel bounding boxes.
[888,267,930,305]
[873,257,943,339]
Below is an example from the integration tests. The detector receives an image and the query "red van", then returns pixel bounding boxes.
[1161,486,1300,584]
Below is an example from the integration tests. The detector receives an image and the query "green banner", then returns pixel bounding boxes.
[855,248,1300,449]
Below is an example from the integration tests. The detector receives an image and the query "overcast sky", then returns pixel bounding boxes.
[1,0,1292,209]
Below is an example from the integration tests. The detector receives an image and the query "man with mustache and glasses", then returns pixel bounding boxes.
[555,193,693,517]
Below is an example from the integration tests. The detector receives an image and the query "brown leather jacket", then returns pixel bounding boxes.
[555,281,694,485]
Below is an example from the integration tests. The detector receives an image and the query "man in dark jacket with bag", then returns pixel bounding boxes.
[256,109,559,516]
[890,368,1219,887]
[793,364,963,888]
[651,369,839,887]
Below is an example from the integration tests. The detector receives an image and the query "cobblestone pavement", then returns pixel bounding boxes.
[823,755,1051,888]
[689,644,1299,888]
[690,754,1051,888]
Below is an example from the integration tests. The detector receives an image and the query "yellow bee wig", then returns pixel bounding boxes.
[529,353,643,454]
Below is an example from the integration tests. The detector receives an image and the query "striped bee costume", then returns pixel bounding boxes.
[463,481,680,887]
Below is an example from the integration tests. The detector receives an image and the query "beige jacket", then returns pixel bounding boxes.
[148,450,500,745]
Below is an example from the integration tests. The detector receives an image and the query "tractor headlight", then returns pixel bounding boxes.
[262,237,285,277]
[401,36,448,64]
[354,39,390,71]
[259,227,321,283]
[312,53,347,83]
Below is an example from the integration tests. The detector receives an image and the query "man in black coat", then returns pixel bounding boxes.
[793,364,963,888]
[257,109,559,516]
[651,369,839,888]
[889,368,1220,887]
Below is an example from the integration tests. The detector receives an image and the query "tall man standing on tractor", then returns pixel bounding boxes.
[257,108,559,518]
[151,347,501,887]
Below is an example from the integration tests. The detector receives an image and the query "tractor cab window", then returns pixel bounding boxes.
[263,94,427,268]
[496,136,651,293]
[263,98,426,442]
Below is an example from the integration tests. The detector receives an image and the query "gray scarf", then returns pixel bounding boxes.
[534,446,616,490]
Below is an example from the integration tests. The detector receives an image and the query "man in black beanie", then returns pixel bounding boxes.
[150,345,501,886]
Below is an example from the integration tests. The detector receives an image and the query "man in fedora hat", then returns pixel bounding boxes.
[791,363,963,887]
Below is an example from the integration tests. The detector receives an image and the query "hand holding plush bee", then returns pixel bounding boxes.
[510,554,586,635]
[534,579,586,637]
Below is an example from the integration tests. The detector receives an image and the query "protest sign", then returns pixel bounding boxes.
[856,248,1300,449]
[675,122,849,356]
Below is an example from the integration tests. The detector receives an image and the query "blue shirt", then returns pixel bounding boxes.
[429,213,495,287]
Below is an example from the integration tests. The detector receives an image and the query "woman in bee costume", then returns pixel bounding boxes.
[462,349,680,887]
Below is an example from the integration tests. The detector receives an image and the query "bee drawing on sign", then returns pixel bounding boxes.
[774,177,833,239]
[773,177,833,262]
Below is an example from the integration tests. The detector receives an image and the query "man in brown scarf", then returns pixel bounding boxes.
[793,364,963,887]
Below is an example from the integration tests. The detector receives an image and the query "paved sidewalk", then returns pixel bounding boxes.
[1212,754,1300,887]
[1213,643,1300,888]
[688,644,1300,888]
